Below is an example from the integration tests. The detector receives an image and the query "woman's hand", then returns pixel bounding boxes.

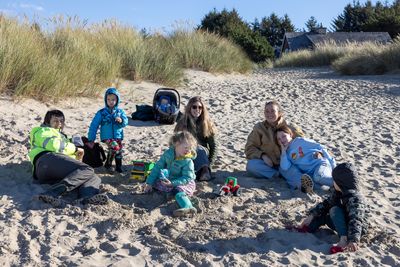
[261,154,273,167]
[143,184,153,193]
[300,215,314,227]
[75,147,84,161]
[115,117,122,123]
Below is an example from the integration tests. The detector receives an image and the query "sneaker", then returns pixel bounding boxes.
[37,195,66,208]
[80,194,109,205]
[301,174,314,194]
[173,207,197,217]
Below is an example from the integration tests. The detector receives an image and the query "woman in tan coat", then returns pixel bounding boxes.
[245,100,304,190]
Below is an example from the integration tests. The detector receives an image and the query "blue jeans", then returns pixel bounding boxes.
[246,159,303,190]
[308,206,348,237]
[193,145,210,172]
[313,162,333,186]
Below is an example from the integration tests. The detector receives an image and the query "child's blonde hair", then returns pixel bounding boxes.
[169,131,197,150]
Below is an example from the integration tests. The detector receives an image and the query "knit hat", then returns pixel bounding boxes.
[332,162,358,192]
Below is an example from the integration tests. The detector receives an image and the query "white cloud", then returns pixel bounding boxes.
[19,3,44,11]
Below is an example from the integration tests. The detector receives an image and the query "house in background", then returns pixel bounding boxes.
[280,28,392,55]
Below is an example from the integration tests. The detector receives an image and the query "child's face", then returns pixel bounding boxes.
[160,98,169,105]
[190,101,203,118]
[49,115,64,130]
[106,94,118,108]
[277,131,292,147]
[264,104,280,124]
[175,140,191,157]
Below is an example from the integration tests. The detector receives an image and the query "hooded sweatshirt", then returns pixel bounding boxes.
[146,147,197,187]
[88,88,128,142]
[280,137,336,174]
[309,163,369,243]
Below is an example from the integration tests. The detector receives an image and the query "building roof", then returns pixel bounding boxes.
[282,31,392,53]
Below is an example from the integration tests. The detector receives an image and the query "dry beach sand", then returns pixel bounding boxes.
[0,68,399,266]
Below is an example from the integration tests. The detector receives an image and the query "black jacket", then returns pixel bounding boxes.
[309,189,369,243]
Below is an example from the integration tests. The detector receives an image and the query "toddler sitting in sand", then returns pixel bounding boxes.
[296,163,369,253]
[143,131,197,217]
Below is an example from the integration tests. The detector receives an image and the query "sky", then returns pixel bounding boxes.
[0,0,384,32]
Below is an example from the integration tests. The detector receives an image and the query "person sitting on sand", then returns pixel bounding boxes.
[276,125,336,193]
[296,163,369,253]
[28,109,108,207]
[174,96,217,182]
[143,131,197,217]
[244,100,305,190]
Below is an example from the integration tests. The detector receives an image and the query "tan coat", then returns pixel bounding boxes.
[245,118,303,166]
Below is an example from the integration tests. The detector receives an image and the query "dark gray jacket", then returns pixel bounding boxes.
[309,189,369,242]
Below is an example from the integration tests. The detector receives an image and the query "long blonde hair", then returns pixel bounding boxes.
[175,96,216,138]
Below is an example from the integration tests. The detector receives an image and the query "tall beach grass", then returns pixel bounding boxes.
[332,38,400,75]
[0,15,252,101]
[275,39,400,75]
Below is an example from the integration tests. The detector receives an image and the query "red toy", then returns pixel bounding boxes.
[219,177,241,196]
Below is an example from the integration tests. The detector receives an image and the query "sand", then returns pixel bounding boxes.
[0,67,399,266]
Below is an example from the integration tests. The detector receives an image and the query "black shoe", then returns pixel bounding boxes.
[115,158,123,173]
[197,166,213,181]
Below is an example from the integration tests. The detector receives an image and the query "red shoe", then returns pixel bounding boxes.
[330,245,344,254]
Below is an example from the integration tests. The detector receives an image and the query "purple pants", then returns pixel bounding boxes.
[154,179,196,196]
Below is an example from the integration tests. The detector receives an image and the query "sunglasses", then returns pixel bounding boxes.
[191,105,203,110]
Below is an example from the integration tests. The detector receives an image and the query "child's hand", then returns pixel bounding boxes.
[115,117,122,123]
[75,147,84,161]
[143,184,153,193]
[160,179,172,187]
[345,242,358,252]
[300,215,314,227]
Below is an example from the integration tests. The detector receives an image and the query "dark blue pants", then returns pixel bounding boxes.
[308,206,348,237]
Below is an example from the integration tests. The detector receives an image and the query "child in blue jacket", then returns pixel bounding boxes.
[143,131,197,217]
[88,88,128,173]
[276,125,336,192]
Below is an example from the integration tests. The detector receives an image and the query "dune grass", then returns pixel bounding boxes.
[0,16,253,101]
[170,29,253,73]
[332,38,400,75]
[274,41,357,68]
[275,39,400,75]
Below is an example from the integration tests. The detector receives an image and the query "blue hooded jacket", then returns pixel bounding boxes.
[88,88,128,142]
[280,137,336,174]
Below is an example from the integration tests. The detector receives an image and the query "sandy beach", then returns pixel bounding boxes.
[0,67,399,266]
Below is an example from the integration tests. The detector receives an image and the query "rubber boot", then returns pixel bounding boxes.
[173,192,197,217]
[104,152,113,171]
[115,157,123,173]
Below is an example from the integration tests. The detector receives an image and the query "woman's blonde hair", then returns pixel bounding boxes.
[175,96,217,138]
[169,131,197,150]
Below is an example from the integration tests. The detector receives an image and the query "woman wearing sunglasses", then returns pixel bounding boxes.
[174,96,217,181]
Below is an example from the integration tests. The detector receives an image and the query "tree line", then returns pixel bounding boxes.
[198,0,400,62]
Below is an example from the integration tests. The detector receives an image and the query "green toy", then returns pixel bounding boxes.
[130,160,155,182]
